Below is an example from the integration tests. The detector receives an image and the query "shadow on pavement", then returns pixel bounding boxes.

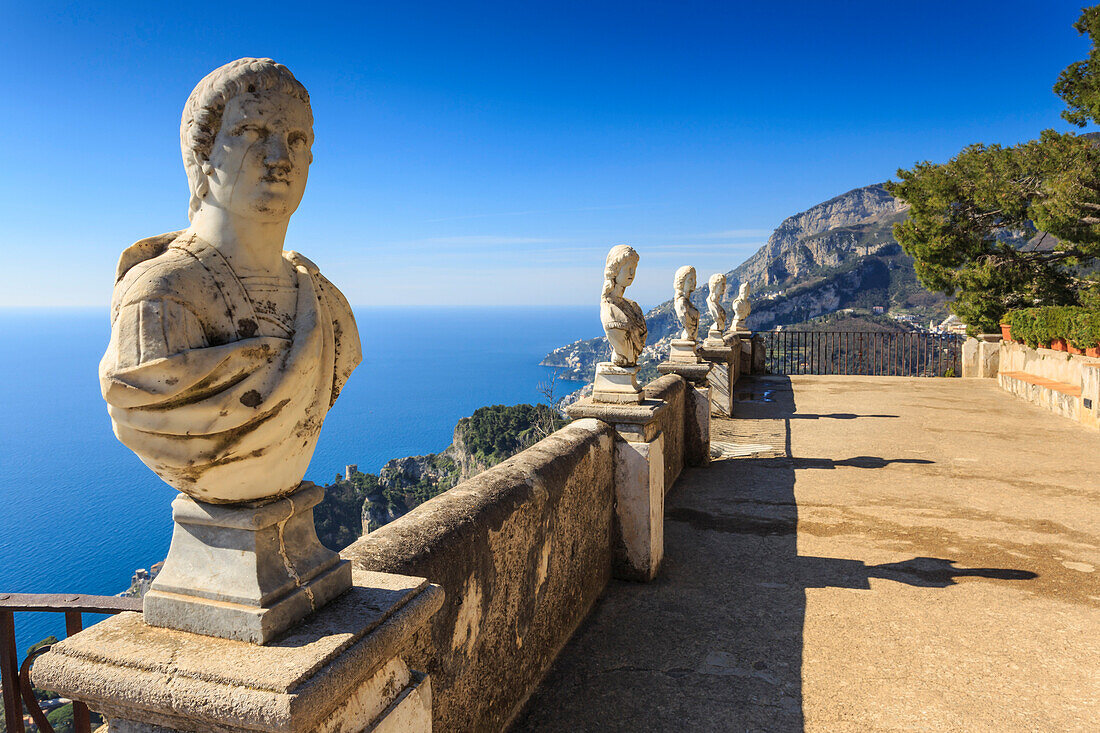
[511,376,1036,732]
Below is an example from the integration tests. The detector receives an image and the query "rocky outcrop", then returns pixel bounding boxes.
[732,184,908,288]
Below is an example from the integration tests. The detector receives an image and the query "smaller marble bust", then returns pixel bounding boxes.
[706,273,728,341]
[673,265,699,341]
[601,245,647,367]
[728,282,752,334]
[668,265,702,364]
[593,245,648,403]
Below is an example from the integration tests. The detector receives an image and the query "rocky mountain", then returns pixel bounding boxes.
[733,184,908,288]
[542,183,949,382]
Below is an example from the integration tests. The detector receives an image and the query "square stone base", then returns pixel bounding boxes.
[668,339,701,363]
[32,570,443,733]
[593,362,643,404]
[143,483,351,644]
[703,328,726,349]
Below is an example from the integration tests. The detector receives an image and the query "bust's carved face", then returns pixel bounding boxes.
[205,92,313,222]
[615,258,637,289]
[685,271,696,294]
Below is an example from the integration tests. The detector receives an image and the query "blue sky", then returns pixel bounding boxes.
[1,1,1094,308]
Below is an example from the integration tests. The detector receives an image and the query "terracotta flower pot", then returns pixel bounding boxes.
[1051,338,1067,352]
[1000,323,1012,341]
[1068,343,1085,355]
[1087,346,1100,358]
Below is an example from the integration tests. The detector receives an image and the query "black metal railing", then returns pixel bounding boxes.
[763,331,964,377]
[1,594,142,733]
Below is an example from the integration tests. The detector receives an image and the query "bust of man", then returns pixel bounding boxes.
[99,58,361,505]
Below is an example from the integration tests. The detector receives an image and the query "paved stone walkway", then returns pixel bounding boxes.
[514,376,1099,732]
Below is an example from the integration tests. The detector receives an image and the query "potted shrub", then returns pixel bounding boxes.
[1068,308,1100,358]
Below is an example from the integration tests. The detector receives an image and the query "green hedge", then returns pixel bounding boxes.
[1004,306,1100,349]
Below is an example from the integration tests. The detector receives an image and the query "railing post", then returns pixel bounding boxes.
[63,611,92,733]
[1,609,25,733]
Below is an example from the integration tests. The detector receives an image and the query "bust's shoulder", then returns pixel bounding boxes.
[113,234,221,312]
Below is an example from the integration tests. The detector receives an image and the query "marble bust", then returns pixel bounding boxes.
[593,245,647,403]
[600,245,647,367]
[673,265,699,341]
[99,58,361,506]
[705,273,727,345]
[98,59,361,642]
[728,282,752,334]
[668,265,702,364]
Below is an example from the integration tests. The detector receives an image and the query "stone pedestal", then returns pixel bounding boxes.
[32,570,443,733]
[565,398,667,581]
[656,361,712,467]
[752,334,766,374]
[698,343,738,417]
[962,334,1002,378]
[703,327,726,349]
[593,362,643,404]
[144,482,351,644]
[668,338,701,364]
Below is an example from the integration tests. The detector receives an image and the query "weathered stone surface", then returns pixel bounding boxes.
[144,483,351,643]
[100,58,360,505]
[997,340,1100,430]
[643,375,686,492]
[698,344,737,416]
[592,362,643,404]
[343,419,617,732]
[656,360,710,386]
[565,397,668,442]
[962,334,1001,378]
[1082,365,1100,430]
[31,570,443,733]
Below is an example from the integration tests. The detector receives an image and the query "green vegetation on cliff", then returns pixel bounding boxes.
[312,403,566,552]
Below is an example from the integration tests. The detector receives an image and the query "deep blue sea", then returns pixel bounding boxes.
[0,306,595,657]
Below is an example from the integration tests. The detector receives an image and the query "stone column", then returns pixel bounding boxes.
[566,398,668,581]
[698,341,739,417]
[1080,364,1099,431]
[656,362,711,467]
[32,570,443,733]
[962,333,1002,378]
[751,334,766,374]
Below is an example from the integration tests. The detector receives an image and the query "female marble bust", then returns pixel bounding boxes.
[707,272,727,333]
[99,58,361,505]
[600,245,647,367]
[673,265,699,341]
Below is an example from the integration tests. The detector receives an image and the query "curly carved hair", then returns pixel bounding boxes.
[602,245,640,297]
[673,265,696,296]
[180,58,313,221]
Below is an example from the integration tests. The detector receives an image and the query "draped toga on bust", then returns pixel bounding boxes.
[99,231,362,504]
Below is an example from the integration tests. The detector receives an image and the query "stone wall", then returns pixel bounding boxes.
[999,340,1100,385]
[997,341,1100,430]
[343,419,617,731]
[341,372,707,731]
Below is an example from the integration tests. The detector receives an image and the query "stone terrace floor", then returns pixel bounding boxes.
[513,376,1100,732]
